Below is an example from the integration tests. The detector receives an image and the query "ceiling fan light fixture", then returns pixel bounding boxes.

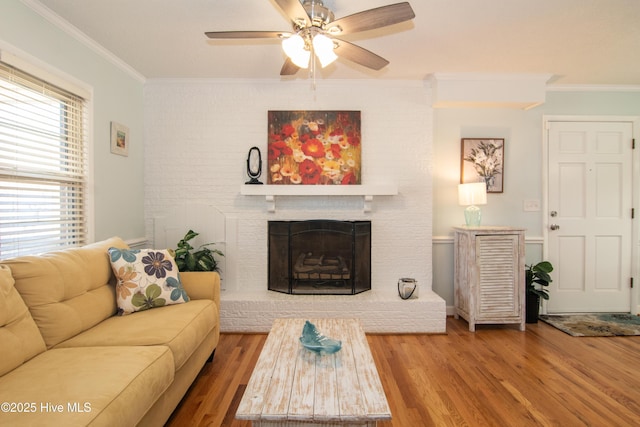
[206,1,416,76]
[282,34,310,68]
[290,49,311,69]
[312,33,337,67]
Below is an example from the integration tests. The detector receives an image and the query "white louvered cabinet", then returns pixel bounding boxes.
[453,226,526,331]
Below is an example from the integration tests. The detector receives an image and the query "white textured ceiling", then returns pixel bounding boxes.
[32,0,640,85]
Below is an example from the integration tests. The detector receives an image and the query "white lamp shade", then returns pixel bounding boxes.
[282,34,310,68]
[458,182,487,206]
[312,34,337,67]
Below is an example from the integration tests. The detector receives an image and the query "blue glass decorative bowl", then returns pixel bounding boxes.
[299,320,342,354]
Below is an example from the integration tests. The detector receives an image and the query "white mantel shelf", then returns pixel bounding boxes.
[240,184,398,212]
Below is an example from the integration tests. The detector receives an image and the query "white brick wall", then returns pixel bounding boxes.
[144,78,444,332]
[220,290,446,334]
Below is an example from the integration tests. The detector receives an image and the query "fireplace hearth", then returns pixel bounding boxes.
[268,220,371,295]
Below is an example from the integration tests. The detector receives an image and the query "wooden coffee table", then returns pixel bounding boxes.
[236,318,391,426]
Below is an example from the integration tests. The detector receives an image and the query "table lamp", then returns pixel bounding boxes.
[458,182,487,226]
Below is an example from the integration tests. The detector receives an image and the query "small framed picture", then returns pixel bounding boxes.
[110,121,129,156]
[460,138,504,193]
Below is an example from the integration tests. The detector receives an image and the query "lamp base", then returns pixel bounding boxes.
[464,205,482,226]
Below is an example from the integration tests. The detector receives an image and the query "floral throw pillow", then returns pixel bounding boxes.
[108,247,190,315]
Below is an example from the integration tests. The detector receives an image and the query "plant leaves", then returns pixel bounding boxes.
[172,229,224,272]
[184,229,199,242]
[534,269,552,283]
[197,257,214,271]
[185,252,197,271]
[533,261,553,273]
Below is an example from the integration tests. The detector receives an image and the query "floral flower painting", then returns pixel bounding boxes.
[460,138,505,193]
[267,110,361,185]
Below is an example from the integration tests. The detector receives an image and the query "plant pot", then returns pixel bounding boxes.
[526,293,540,323]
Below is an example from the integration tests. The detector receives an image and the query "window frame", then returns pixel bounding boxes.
[0,52,93,258]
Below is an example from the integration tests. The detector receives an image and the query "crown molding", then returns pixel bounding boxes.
[21,0,146,83]
[546,84,640,92]
[428,73,552,110]
[145,77,425,88]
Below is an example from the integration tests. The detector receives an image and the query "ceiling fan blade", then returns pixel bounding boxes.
[326,2,415,35]
[205,31,290,39]
[334,39,389,70]
[273,0,311,28]
[280,58,300,76]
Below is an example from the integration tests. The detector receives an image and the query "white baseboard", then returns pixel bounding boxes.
[125,237,148,249]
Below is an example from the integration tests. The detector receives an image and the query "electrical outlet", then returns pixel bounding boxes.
[523,199,540,212]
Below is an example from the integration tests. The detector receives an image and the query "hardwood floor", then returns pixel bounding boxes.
[166,317,640,426]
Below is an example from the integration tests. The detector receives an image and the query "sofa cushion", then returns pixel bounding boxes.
[55,299,217,371]
[0,265,47,376]
[108,247,189,315]
[0,345,173,427]
[3,237,129,349]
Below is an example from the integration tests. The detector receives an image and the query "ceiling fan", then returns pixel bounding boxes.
[205,0,415,76]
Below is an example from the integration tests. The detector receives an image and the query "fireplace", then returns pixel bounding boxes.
[268,220,371,295]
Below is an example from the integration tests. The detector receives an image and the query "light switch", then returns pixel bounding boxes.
[523,199,540,211]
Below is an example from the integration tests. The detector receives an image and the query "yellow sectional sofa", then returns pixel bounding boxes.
[0,237,220,426]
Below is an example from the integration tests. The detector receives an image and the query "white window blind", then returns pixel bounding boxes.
[0,62,88,258]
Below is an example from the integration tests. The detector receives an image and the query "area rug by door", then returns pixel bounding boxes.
[539,313,640,337]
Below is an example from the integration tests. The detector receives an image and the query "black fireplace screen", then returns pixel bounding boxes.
[268,220,371,295]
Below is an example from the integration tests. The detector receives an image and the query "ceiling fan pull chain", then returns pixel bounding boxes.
[310,51,317,92]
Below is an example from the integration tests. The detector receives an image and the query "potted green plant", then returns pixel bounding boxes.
[525,261,553,323]
[169,229,224,272]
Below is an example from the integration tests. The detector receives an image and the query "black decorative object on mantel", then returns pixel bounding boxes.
[245,146,263,184]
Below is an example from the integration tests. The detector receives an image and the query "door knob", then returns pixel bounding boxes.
[550,224,560,230]
[550,211,558,217]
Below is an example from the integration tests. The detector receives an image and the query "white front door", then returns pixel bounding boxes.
[546,120,633,313]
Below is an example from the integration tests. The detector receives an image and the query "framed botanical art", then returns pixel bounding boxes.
[460,138,504,193]
[110,121,129,156]
[267,110,361,185]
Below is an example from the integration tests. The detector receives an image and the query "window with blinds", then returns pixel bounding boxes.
[0,62,88,258]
